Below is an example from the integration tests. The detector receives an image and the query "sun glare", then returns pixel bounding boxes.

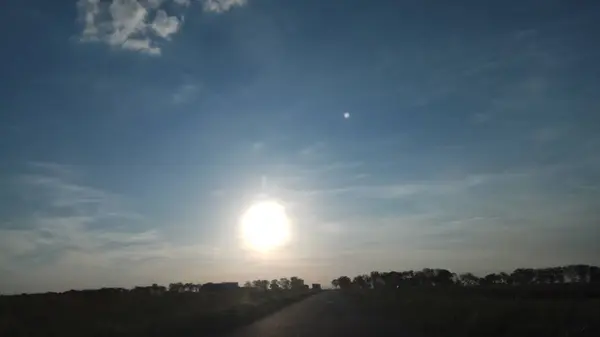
[240,200,291,252]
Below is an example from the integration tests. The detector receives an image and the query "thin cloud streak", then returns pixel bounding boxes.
[0,163,218,294]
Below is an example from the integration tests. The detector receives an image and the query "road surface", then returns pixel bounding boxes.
[220,291,405,337]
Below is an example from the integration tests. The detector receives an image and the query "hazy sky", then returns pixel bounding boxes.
[1,0,600,294]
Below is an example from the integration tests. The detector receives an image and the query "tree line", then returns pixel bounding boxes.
[3,276,318,298]
[331,264,600,289]
[242,276,310,291]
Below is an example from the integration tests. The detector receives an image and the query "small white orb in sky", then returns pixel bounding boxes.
[343,112,350,119]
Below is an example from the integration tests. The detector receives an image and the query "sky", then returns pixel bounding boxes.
[1,0,600,294]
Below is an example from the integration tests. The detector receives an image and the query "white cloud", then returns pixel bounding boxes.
[202,0,247,13]
[121,38,162,55]
[79,0,101,38]
[77,0,182,55]
[77,0,247,54]
[151,10,182,39]
[107,0,148,45]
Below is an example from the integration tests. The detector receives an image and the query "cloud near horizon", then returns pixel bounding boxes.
[0,163,220,294]
[1,143,599,294]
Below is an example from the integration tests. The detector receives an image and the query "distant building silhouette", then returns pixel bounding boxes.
[202,282,239,291]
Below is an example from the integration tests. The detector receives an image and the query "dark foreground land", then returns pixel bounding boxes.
[226,286,600,337]
[348,285,600,337]
[0,287,316,337]
[223,290,404,337]
[2,285,600,337]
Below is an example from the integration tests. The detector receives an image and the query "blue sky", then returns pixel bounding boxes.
[1,0,600,294]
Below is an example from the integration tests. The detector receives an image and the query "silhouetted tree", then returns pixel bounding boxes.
[412,270,432,286]
[279,278,291,290]
[270,279,280,290]
[459,273,480,286]
[331,279,339,289]
[574,265,591,283]
[536,268,557,284]
[252,280,269,291]
[381,271,401,288]
[432,269,455,286]
[364,274,372,288]
[401,270,415,286]
[337,276,352,289]
[590,266,600,283]
[482,273,500,285]
[168,282,184,292]
[370,271,382,288]
[511,268,536,285]
[290,277,305,290]
[149,284,166,295]
[550,267,565,283]
[333,264,599,292]
[183,283,201,292]
[498,272,512,285]
[352,275,369,289]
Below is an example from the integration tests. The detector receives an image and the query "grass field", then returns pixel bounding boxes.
[0,288,316,337]
[348,285,600,337]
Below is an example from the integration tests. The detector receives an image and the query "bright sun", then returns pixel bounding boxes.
[240,200,291,252]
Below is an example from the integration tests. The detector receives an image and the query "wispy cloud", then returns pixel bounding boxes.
[306,161,600,273]
[0,163,216,293]
[172,83,200,104]
[298,142,326,157]
[531,126,565,145]
[203,0,247,13]
[77,0,247,55]
[285,173,495,200]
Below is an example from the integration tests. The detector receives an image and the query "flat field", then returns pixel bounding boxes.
[348,285,600,337]
[0,288,316,337]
